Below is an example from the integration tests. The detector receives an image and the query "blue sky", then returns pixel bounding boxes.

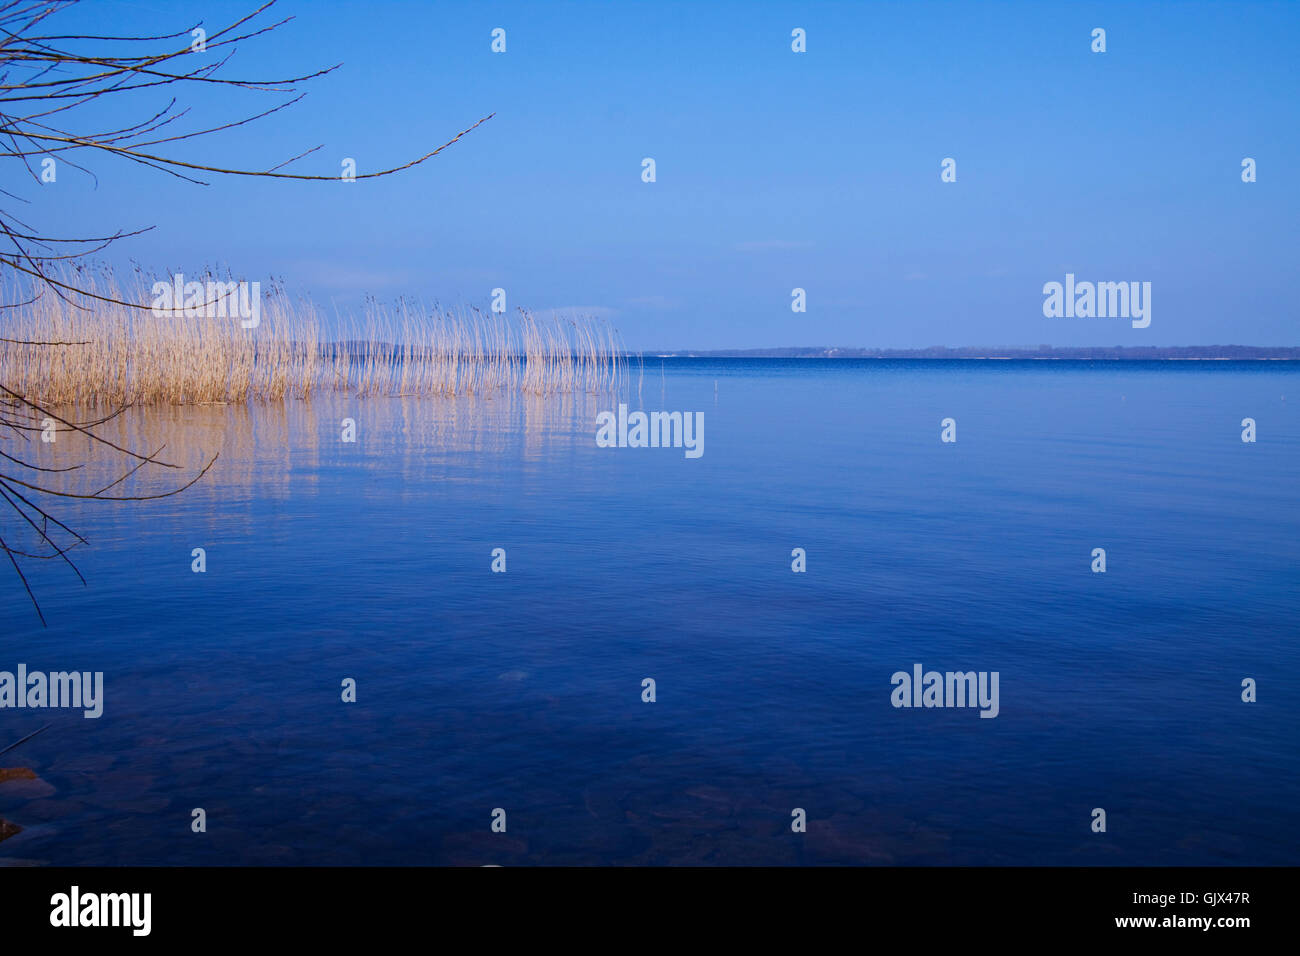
[23,0,1300,349]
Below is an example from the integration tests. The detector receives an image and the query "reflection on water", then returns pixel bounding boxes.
[30,389,613,496]
[2,360,1298,865]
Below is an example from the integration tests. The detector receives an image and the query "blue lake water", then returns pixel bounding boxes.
[2,359,1297,865]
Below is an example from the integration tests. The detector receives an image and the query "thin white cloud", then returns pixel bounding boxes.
[289,262,417,291]
[533,305,619,321]
[626,295,682,310]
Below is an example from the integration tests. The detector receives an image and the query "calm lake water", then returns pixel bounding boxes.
[2,359,1297,865]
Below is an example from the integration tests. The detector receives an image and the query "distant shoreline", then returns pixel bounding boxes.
[643,346,1300,360]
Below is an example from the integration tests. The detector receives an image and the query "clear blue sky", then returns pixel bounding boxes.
[27,0,1300,349]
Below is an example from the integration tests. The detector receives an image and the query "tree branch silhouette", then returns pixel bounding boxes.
[0,0,492,623]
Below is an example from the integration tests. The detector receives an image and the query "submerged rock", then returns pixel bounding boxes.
[0,767,56,799]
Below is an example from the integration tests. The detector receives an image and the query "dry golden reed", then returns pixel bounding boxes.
[1,266,624,406]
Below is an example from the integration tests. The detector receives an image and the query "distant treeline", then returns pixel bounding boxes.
[647,345,1300,360]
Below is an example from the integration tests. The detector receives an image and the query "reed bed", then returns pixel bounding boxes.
[0,266,624,406]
